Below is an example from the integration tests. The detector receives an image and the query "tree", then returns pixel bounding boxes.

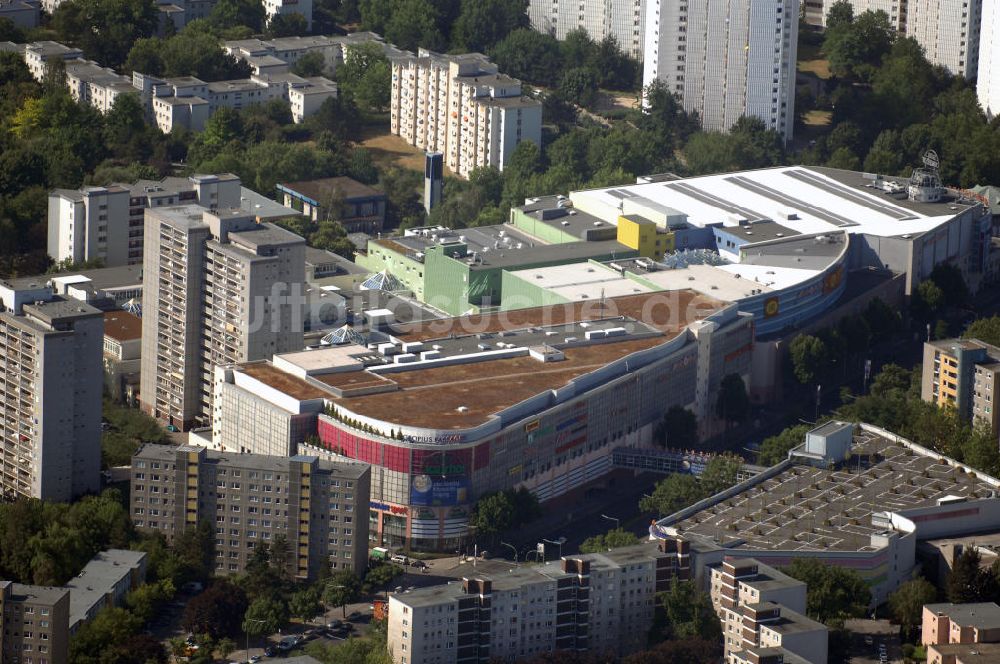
[324,570,362,617]
[289,586,324,622]
[656,579,721,641]
[580,528,641,553]
[622,639,721,664]
[173,520,216,584]
[655,406,699,448]
[823,9,895,81]
[947,546,998,603]
[52,0,159,68]
[965,316,1000,347]
[715,373,750,425]
[784,558,871,622]
[558,67,600,108]
[365,562,403,591]
[452,0,528,53]
[889,578,937,637]
[384,0,444,52]
[758,424,810,465]
[182,580,248,639]
[267,11,309,37]
[210,0,266,32]
[699,455,742,497]
[826,0,854,30]
[469,487,540,539]
[292,51,328,77]
[913,279,944,323]
[489,29,562,86]
[789,334,830,385]
[864,297,902,344]
[69,606,143,664]
[640,473,704,517]
[243,595,289,637]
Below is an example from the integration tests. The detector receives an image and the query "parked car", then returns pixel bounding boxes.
[347,611,362,621]
[410,560,427,569]
[327,619,343,630]
[263,646,275,657]
[390,554,409,565]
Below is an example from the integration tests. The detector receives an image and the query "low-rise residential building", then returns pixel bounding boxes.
[390,49,542,178]
[64,58,136,113]
[103,311,142,403]
[277,177,387,233]
[223,32,406,77]
[64,549,147,633]
[921,338,1000,434]
[386,541,689,663]
[130,444,371,577]
[927,641,1000,664]
[0,581,70,664]
[923,602,1000,646]
[743,602,828,664]
[142,71,337,132]
[22,40,82,81]
[0,280,103,502]
[0,0,39,29]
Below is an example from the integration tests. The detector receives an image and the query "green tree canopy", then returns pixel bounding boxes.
[640,473,704,517]
[784,558,871,622]
[580,528,641,553]
[699,455,742,497]
[758,424,810,465]
[656,579,722,641]
[243,595,290,636]
[655,405,699,448]
[452,0,528,53]
[323,569,362,617]
[790,334,830,385]
[182,580,249,639]
[964,315,1000,347]
[489,29,562,86]
[889,578,938,635]
[716,373,750,425]
[53,0,159,68]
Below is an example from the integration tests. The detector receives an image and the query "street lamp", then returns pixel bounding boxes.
[244,618,266,664]
[600,514,619,530]
[500,541,519,567]
[542,537,565,559]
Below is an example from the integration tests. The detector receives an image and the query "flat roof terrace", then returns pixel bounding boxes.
[239,362,329,400]
[336,335,667,429]
[668,428,991,552]
[392,290,727,341]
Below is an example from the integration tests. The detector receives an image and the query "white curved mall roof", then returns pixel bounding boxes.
[571,166,971,238]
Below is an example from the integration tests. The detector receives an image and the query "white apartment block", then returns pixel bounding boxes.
[22,40,82,81]
[980,0,1000,116]
[48,174,242,267]
[223,32,408,78]
[264,0,312,32]
[804,0,982,79]
[390,50,543,178]
[0,280,103,501]
[136,71,337,133]
[708,559,828,664]
[802,0,905,30]
[387,541,690,664]
[642,0,798,141]
[64,59,136,113]
[139,206,306,431]
[527,0,646,59]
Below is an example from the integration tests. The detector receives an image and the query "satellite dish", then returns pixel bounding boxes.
[922,149,940,170]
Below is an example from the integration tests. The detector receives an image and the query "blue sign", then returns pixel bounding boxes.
[410,475,470,506]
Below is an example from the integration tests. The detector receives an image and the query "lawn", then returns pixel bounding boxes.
[358,128,458,178]
[804,110,833,126]
[797,41,832,79]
